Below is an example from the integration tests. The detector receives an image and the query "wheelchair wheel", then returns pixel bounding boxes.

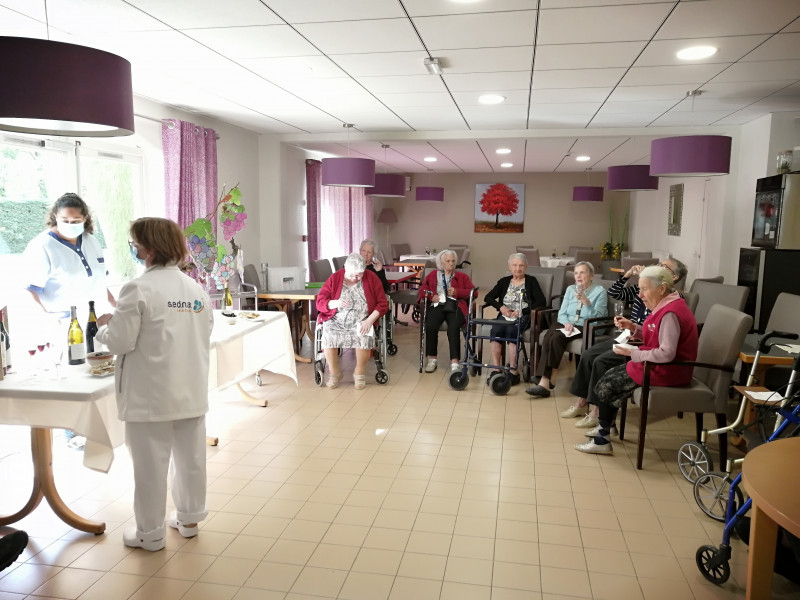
[694,472,744,522]
[387,343,398,356]
[677,441,714,483]
[696,545,730,584]
[521,361,530,383]
[449,370,469,390]
[375,370,389,385]
[489,373,511,396]
[313,363,324,387]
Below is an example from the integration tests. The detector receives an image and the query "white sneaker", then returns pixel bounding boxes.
[425,359,438,373]
[450,362,461,372]
[584,423,619,439]
[574,440,613,455]
[167,512,199,538]
[574,414,599,428]
[559,405,585,419]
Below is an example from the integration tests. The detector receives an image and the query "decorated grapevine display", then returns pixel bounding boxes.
[184,185,247,290]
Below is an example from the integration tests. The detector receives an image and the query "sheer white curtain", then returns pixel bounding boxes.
[317,181,372,259]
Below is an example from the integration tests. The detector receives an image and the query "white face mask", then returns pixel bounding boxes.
[57,221,85,239]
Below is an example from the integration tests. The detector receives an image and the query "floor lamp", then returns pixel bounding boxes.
[377,208,398,259]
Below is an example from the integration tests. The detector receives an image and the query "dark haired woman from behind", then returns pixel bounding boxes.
[95,217,214,551]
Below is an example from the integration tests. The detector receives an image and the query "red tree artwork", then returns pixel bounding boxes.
[479,183,519,228]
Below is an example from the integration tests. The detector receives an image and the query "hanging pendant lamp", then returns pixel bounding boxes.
[416,168,444,202]
[607,165,659,191]
[649,135,732,177]
[0,36,134,137]
[573,168,603,202]
[321,123,376,187]
[366,145,406,197]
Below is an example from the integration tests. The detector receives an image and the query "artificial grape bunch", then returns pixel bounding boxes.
[184,218,217,272]
[219,186,247,241]
[211,254,235,289]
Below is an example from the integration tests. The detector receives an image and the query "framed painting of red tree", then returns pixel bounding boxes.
[474,182,524,233]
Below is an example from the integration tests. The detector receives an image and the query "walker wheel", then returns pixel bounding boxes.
[449,370,469,390]
[412,307,421,323]
[387,343,398,356]
[694,472,744,522]
[677,441,714,483]
[696,545,730,584]
[521,362,530,383]
[313,363,324,387]
[489,373,511,396]
[375,371,389,385]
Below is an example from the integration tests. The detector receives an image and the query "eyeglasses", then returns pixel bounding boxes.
[659,263,675,275]
[128,240,137,249]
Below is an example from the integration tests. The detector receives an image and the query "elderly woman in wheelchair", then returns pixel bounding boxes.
[316,253,388,389]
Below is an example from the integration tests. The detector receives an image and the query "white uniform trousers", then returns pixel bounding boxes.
[125,416,208,538]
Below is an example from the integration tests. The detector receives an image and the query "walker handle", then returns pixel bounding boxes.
[758,330,798,353]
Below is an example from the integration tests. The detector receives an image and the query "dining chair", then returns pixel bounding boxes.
[681,290,699,314]
[310,258,333,282]
[572,250,602,273]
[332,255,347,271]
[391,243,411,261]
[621,251,653,259]
[620,256,659,286]
[525,266,566,308]
[690,275,725,292]
[568,246,592,256]
[243,263,301,337]
[619,305,753,470]
[690,281,749,329]
[518,248,540,267]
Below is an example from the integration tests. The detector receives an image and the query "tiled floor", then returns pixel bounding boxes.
[1,317,799,600]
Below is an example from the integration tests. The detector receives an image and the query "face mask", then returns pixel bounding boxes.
[57,221,85,238]
[129,244,146,266]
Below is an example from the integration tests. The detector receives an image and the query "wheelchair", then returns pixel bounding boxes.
[312,311,390,386]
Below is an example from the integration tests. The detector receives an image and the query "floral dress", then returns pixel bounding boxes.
[321,281,374,350]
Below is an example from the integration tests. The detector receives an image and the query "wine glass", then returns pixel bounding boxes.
[614,302,625,332]
[26,347,38,375]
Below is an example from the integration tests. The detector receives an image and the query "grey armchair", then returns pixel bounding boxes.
[690,281,749,329]
[332,255,347,271]
[568,246,592,256]
[310,258,333,282]
[391,243,411,261]
[620,305,753,470]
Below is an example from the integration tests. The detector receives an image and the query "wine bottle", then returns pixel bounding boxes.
[224,284,233,309]
[0,309,10,374]
[85,301,98,354]
[67,305,86,365]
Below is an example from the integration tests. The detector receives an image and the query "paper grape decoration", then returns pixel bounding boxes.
[211,254,235,289]
[184,218,217,272]
[220,186,247,241]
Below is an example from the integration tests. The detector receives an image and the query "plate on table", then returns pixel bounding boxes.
[237,311,265,322]
[89,365,115,377]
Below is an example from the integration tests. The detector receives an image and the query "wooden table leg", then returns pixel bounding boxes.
[0,429,106,534]
[235,381,268,407]
[746,502,778,599]
[294,299,312,363]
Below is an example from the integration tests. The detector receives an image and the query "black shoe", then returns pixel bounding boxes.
[0,531,28,572]
[531,376,555,390]
[525,385,550,398]
[510,373,521,386]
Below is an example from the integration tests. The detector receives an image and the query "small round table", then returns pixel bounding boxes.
[741,437,800,599]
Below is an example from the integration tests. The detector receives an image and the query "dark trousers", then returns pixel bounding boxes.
[568,339,625,404]
[535,321,581,377]
[425,304,465,359]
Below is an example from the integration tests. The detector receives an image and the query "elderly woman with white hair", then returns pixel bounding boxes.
[418,249,475,373]
[316,253,388,389]
[484,253,547,385]
[575,265,698,455]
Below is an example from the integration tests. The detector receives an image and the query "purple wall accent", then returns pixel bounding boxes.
[366,173,406,197]
[415,186,444,202]
[321,157,375,187]
[607,165,659,191]
[572,186,604,202]
[650,135,732,177]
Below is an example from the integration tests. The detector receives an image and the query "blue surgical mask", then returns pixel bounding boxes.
[57,221,85,239]
[129,244,146,266]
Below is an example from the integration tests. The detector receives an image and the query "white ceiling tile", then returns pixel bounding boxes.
[528,115,593,129]
[537,3,674,45]
[531,88,613,103]
[649,110,738,126]
[263,0,405,23]
[668,96,758,112]
[588,113,662,126]
[375,93,456,108]
[532,68,626,89]
[0,0,45,20]
[477,139,528,166]
[331,51,429,77]
[540,0,671,6]
[443,72,531,92]
[452,90,530,106]
[126,0,281,28]
[82,30,222,64]
[46,0,169,32]
[278,78,368,98]
[0,6,46,37]
[711,60,800,83]
[608,84,712,102]
[773,81,800,96]
[294,19,423,54]
[428,140,493,171]
[599,100,679,114]
[405,0,539,17]
[388,107,468,131]
[460,106,529,130]
[713,110,770,125]
[442,47,534,73]
[657,0,800,39]
[238,56,348,81]
[536,41,646,70]
[258,110,349,133]
[620,64,729,87]
[186,25,321,58]
[529,103,602,116]
[357,75,449,94]
[743,33,800,61]
[700,80,799,98]
[635,35,769,67]
[415,11,537,50]
[785,17,800,33]
[747,96,800,111]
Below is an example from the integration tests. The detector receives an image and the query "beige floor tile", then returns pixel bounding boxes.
[289,566,347,597]
[220,535,276,560]
[338,571,394,600]
[351,547,403,575]
[453,515,496,538]
[154,551,216,581]
[111,548,175,576]
[27,540,95,567]
[373,508,417,530]
[127,576,193,600]
[538,543,587,570]
[77,571,149,600]
[623,532,674,557]
[405,530,452,556]
[306,544,359,571]
[588,572,645,600]
[494,538,539,565]
[630,552,685,580]
[637,576,694,600]
[180,581,238,600]
[388,576,442,600]
[279,519,329,543]
[31,566,104,599]
[198,557,259,587]
[537,524,582,547]
[449,535,495,560]
[203,513,254,535]
[0,563,63,595]
[585,547,636,576]
[444,556,493,586]
[244,561,302,592]
[579,527,627,552]
[493,561,541,592]
[396,552,447,580]
[263,539,317,565]
[496,519,538,542]
[540,565,592,598]
[439,581,491,600]
[362,527,410,551]
[413,512,456,534]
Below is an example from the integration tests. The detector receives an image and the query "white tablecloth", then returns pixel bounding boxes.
[0,310,297,473]
[540,256,575,268]
[399,254,436,262]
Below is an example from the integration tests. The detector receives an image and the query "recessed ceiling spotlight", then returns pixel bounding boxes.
[576,155,590,162]
[500,162,513,168]
[496,148,511,154]
[423,156,437,162]
[478,94,505,105]
[677,45,718,60]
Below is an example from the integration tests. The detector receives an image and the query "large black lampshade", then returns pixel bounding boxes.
[0,37,134,137]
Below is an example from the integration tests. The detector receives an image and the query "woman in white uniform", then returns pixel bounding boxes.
[95,217,214,551]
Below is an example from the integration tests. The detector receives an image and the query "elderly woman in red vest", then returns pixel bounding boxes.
[575,265,698,455]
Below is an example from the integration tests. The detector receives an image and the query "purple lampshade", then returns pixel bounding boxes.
[607,165,659,191]
[0,36,134,137]
[366,173,406,197]
[321,157,376,187]
[415,186,444,202]
[650,135,732,177]
[572,186,604,202]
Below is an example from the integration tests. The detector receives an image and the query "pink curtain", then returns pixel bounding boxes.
[306,159,372,263]
[163,119,218,230]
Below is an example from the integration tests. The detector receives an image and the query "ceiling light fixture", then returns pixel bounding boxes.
[423,157,437,162]
[500,163,513,168]
[366,144,406,197]
[677,45,718,61]
[576,155,590,162]
[416,169,444,202]
[321,124,376,187]
[424,57,443,75]
[496,148,511,154]
[478,94,505,105]
[0,36,134,136]
[650,135,732,177]
[573,168,603,202]
[607,165,659,191]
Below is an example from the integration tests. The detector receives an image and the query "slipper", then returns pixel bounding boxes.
[525,384,550,398]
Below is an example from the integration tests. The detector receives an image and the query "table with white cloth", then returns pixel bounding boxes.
[540,256,575,268]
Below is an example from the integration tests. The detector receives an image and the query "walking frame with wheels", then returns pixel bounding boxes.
[417,288,481,380]
[693,351,800,585]
[312,308,391,386]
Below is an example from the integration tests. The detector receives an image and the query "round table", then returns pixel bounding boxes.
[741,436,800,599]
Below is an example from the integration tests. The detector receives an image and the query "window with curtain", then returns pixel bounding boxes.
[305,159,372,265]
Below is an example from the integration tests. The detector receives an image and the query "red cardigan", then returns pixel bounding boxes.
[417,270,475,317]
[316,269,388,324]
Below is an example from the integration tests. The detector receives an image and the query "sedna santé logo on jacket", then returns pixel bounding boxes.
[166,299,205,313]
